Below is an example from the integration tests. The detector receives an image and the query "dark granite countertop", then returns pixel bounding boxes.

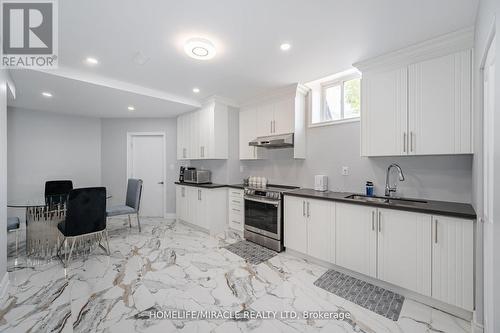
[174,182,227,189]
[284,188,477,220]
[226,184,246,189]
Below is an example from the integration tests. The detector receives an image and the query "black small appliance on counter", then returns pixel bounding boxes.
[179,166,195,182]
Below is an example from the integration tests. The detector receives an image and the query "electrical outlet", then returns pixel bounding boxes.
[342,166,349,176]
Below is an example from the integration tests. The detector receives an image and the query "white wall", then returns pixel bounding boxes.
[0,70,15,295]
[195,120,473,203]
[100,118,178,215]
[7,107,102,216]
[473,0,499,331]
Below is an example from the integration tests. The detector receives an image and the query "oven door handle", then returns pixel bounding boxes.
[244,196,280,206]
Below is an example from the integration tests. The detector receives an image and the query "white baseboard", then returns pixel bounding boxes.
[0,272,9,302]
[471,318,484,333]
[165,213,176,219]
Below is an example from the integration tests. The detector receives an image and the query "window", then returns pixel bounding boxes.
[310,75,360,126]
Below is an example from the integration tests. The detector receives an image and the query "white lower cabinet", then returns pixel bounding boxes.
[176,185,227,234]
[335,203,377,277]
[284,196,334,263]
[432,216,474,311]
[228,188,244,232]
[286,198,474,312]
[377,208,431,296]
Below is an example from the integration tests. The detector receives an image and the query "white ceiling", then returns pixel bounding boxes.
[8,0,479,118]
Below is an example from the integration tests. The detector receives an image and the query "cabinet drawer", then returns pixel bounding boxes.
[229,197,243,206]
[229,205,243,215]
[229,212,244,231]
[229,189,244,199]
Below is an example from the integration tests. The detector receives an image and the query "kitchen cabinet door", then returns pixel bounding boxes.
[186,187,198,225]
[335,203,377,277]
[307,199,334,263]
[197,189,208,230]
[177,115,189,160]
[377,208,431,296]
[408,50,472,155]
[198,106,211,159]
[361,68,408,156]
[239,107,259,160]
[273,97,294,135]
[256,103,275,137]
[189,111,200,159]
[432,216,474,311]
[284,196,307,254]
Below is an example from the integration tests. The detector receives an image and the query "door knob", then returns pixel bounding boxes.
[158,181,164,184]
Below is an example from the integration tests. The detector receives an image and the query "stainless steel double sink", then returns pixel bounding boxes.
[345,194,428,206]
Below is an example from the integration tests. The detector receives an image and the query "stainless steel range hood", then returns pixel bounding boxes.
[249,133,294,149]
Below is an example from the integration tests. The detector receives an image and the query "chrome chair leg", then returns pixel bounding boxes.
[15,229,19,258]
[65,238,76,268]
[128,215,132,228]
[136,213,141,232]
[105,230,110,255]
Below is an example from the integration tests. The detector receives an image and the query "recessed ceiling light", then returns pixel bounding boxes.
[184,38,216,60]
[192,87,200,93]
[85,57,99,65]
[41,92,53,98]
[127,106,135,111]
[280,43,291,51]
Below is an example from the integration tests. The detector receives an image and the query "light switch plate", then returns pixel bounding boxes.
[342,166,349,176]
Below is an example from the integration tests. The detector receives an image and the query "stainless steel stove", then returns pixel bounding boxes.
[243,184,299,252]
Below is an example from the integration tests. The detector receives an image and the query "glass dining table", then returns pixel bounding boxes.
[7,195,112,270]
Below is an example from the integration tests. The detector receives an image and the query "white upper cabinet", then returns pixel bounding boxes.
[361,68,408,156]
[256,103,275,137]
[239,84,309,160]
[355,29,473,157]
[177,100,229,160]
[408,51,472,155]
[273,97,295,135]
[239,107,264,160]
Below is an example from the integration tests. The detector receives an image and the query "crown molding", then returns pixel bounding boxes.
[353,26,474,72]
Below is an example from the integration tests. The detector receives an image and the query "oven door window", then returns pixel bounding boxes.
[244,199,278,234]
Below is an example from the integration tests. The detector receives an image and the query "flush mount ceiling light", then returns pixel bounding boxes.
[85,57,99,65]
[280,43,291,51]
[41,92,53,97]
[184,38,216,60]
[127,105,135,111]
[192,87,200,93]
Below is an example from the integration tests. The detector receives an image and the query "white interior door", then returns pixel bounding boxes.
[129,134,165,217]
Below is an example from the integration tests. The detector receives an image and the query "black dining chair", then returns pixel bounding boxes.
[57,187,109,267]
[45,180,73,206]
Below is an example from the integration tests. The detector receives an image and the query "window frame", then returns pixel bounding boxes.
[310,73,361,128]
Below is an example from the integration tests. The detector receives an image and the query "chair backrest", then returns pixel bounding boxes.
[45,180,73,206]
[64,187,107,237]
[125,179,143,211]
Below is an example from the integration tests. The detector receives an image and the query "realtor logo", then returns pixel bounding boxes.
[1,0,58,68]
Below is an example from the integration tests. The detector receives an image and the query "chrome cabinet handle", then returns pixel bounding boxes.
[410,132,414,152]
[403,132,407,153]
[434,219,438,244]
[232,220,241,224]
[307,202,310,218]
[270,121,272,133]
[372,211,375,230]
[232,208,240,212]
[232,200,240,204]
[272,120,276,133]
[378,211,382,232]
[198,189,201,200]
[302,201,305,217]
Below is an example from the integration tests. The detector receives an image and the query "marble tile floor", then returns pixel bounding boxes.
[0,217,472,333]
